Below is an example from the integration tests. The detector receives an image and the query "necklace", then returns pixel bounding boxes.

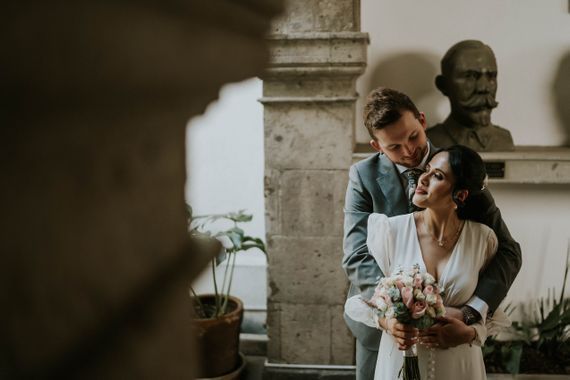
[421,212,464,248]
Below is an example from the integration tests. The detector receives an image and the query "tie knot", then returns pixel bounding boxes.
[404,168,423,184]
[404,169,424,213]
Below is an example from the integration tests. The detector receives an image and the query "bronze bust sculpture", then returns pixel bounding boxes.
[427,40,514,151]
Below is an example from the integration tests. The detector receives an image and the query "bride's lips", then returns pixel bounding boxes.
[415,187,427,194]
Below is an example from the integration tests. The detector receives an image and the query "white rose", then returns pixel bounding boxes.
[414,289,426,300]
[425,294,437,305]
[423,273,435,285]
[376,298,388,312]
[402,275,413,287]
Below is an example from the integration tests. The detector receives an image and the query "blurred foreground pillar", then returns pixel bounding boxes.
[0,1,281,378]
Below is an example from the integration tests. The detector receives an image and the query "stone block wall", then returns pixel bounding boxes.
[262,0,368,367]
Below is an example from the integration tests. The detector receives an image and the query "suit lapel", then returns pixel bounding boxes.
[376,154,408,215]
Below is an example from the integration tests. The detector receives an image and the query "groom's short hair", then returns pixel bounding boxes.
[363,87,421,140]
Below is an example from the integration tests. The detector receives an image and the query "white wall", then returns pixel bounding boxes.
[358,0,570,146]
[359,0,570,307]
[490,184,570,303]
[185,78,267,310]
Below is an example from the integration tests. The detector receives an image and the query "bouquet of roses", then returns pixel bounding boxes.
[369,264,445,380]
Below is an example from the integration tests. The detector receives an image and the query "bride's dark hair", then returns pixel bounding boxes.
[442,145,487,211]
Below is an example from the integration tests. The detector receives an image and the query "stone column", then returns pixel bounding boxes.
[262,0,368,373]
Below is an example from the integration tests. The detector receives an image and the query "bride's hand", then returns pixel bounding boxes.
[380,317,418,350]
[418,316,476,349]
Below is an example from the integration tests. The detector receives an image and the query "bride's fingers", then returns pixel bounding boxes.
[393,329,418,341]
[396,338,414,350]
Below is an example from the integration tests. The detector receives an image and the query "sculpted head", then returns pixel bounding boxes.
[436,40,498,127]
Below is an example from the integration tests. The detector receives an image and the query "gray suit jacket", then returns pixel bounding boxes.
[342,143,522,349]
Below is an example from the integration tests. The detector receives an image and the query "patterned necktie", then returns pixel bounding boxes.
[403,168,423,212]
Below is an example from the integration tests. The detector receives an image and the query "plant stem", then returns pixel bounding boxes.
[218,251,232,316]
[211,259,220,317]
[222,250,238,315]
[190,286,206,318]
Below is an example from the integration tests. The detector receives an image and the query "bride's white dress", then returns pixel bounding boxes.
[345,213,509,380]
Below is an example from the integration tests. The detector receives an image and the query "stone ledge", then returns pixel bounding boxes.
[267,31,369,41]
[263,363,355,380]
[487,375,570,380]
[353,144,570,184]
[259,96,358,104]
[240,333,268,357]
[479,147,570,184]
[267,32,368,68]
[262,66,365,77]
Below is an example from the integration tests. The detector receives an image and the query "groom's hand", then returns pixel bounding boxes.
[419,316,476,349]
[443,306,464,320]
[383,318,418,350]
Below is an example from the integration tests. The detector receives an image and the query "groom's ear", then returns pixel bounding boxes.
[370,139,383,153]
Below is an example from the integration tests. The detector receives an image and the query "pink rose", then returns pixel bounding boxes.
[401,286,414,309]
[413,275,423,289]
[411,301,427,319]
[395,279,404,290]
[423,285,434,296]
[381,293,393,306]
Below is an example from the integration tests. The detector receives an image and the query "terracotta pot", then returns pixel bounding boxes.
[193,295,244,378]
[196,353,246,380]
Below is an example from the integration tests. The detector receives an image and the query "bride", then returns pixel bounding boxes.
[345,145,509,380]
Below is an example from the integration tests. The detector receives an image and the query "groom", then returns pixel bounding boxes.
[342,87,521,380]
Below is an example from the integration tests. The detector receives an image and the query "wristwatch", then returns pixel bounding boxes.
[461,305,481,325]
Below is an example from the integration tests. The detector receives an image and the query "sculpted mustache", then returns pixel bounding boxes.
[461,94,499,109]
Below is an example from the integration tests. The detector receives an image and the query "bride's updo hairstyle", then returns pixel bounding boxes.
[442,145,488,212]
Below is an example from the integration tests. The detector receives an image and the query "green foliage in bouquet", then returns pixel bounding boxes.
[483,245,570,375]
[391,302,436,330]
[187,206,266,319]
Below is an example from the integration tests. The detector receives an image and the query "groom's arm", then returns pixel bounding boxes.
[342,164,383,299]
[463,189,522,320]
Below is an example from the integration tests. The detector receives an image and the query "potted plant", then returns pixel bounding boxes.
[187,206,266,379]
[484,247,570,377]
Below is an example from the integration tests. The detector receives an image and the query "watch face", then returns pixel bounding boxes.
[462,307,477,325]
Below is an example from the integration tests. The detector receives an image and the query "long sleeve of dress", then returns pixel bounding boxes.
[344,214,392,328]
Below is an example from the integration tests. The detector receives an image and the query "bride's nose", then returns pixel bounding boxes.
[419,172,429,185]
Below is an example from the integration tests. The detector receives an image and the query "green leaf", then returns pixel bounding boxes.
[539,303,563,332]
[215,249,227,266]
[227,210,253,223]
[240,242,266,252]
[215,227,245,250]
[502,343,522,374]
[241,236,267,253]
